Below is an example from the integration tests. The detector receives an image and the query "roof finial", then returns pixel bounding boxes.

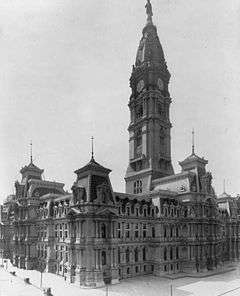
[91,136,94,160]
[192,129,195,155]
[223,179,226,193]
[30,141,33,163]
[145,0,153,24]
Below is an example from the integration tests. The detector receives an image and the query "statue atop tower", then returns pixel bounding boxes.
[145,0,153,24]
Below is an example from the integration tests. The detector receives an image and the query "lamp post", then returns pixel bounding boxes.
[1,250,3,267]
[39,261,45,289]
[170,278,174,296]
[104,277,111,296]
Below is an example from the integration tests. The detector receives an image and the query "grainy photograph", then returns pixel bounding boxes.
[0,0,240,295]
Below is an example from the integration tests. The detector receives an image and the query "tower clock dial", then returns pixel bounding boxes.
[157,78,164,90]
[137,79,145,93]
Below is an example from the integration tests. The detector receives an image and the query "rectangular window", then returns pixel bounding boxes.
[117,223,121,238]
[60,246,64,261]
[64,224,68,238]
[55,245,58,259]
[55,224,58,238]
[65,246,69,262]
[143,224,147,238]
[59,224,63,238]
[126,223,130,238]
[43,225,47,238]
[135,224,139,238]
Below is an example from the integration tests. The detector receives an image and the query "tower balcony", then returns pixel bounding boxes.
[130,154,145,165]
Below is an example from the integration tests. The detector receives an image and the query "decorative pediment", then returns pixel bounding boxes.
[66,207,82,217]
[95,207,118,217]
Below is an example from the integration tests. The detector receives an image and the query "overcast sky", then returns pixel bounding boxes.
[0,0,239,203]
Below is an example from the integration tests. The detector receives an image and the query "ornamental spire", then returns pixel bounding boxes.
[192,129,195,155]
[145,0,153,24]
[30,141,33,163]
[91,136,94,160]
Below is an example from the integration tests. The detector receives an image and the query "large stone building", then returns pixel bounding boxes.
[0,0,240,288]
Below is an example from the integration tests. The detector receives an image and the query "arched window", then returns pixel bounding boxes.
[164,247,167,261]
[176,246,179,259]
[164,227,167,238]
[170,226,173,237]
[134,249,139,262]
[144,208,147,217]
[136,129,142,147]
[102,251,106,266]
[135,224,139,238]
[143,247,146,261]
[152,227,155,238]
[151,209,155,217]
[118,248,121,264]
[170,247,173,260]
[101,224,106,238]
[176,227,179,237]
[143,224,147,238]
[102,192,107,204]
[126,223,130,238]
[126,248,130,263]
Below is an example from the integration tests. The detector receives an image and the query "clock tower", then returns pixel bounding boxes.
[125,0,174,194]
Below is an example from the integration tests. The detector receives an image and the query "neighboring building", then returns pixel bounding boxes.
[0,0,239,289]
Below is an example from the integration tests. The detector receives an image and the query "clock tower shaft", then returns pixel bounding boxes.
[125,0,174,194]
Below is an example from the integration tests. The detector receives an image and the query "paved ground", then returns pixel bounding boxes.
[0,261,240,296]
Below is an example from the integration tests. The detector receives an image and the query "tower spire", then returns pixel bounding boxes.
[145,0,153,24]
[192,129,195,155]
[30,141,33,163]
[91,136,94,160]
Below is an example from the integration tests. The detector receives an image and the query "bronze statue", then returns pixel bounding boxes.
[145,0,153,22]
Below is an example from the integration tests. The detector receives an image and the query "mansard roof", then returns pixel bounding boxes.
[74,157,111,176]
[218,192,231,199]
[20,161,44,174]
[179,152,208,166]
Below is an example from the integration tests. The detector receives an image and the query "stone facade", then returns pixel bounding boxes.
[0,0,240,289]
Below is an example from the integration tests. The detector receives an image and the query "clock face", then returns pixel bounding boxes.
[157,78,164,90]
[137,79,145,93]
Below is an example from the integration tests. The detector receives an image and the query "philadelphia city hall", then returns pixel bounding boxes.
[0,0,240,288]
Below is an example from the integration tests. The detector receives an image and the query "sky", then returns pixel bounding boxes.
[0,0,239,203]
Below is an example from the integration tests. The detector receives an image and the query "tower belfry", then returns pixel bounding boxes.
[125,0,174,194]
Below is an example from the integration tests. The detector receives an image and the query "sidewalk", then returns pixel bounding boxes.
[1,260,239,296]
[162,263,237,280]
[2,261,115,296]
